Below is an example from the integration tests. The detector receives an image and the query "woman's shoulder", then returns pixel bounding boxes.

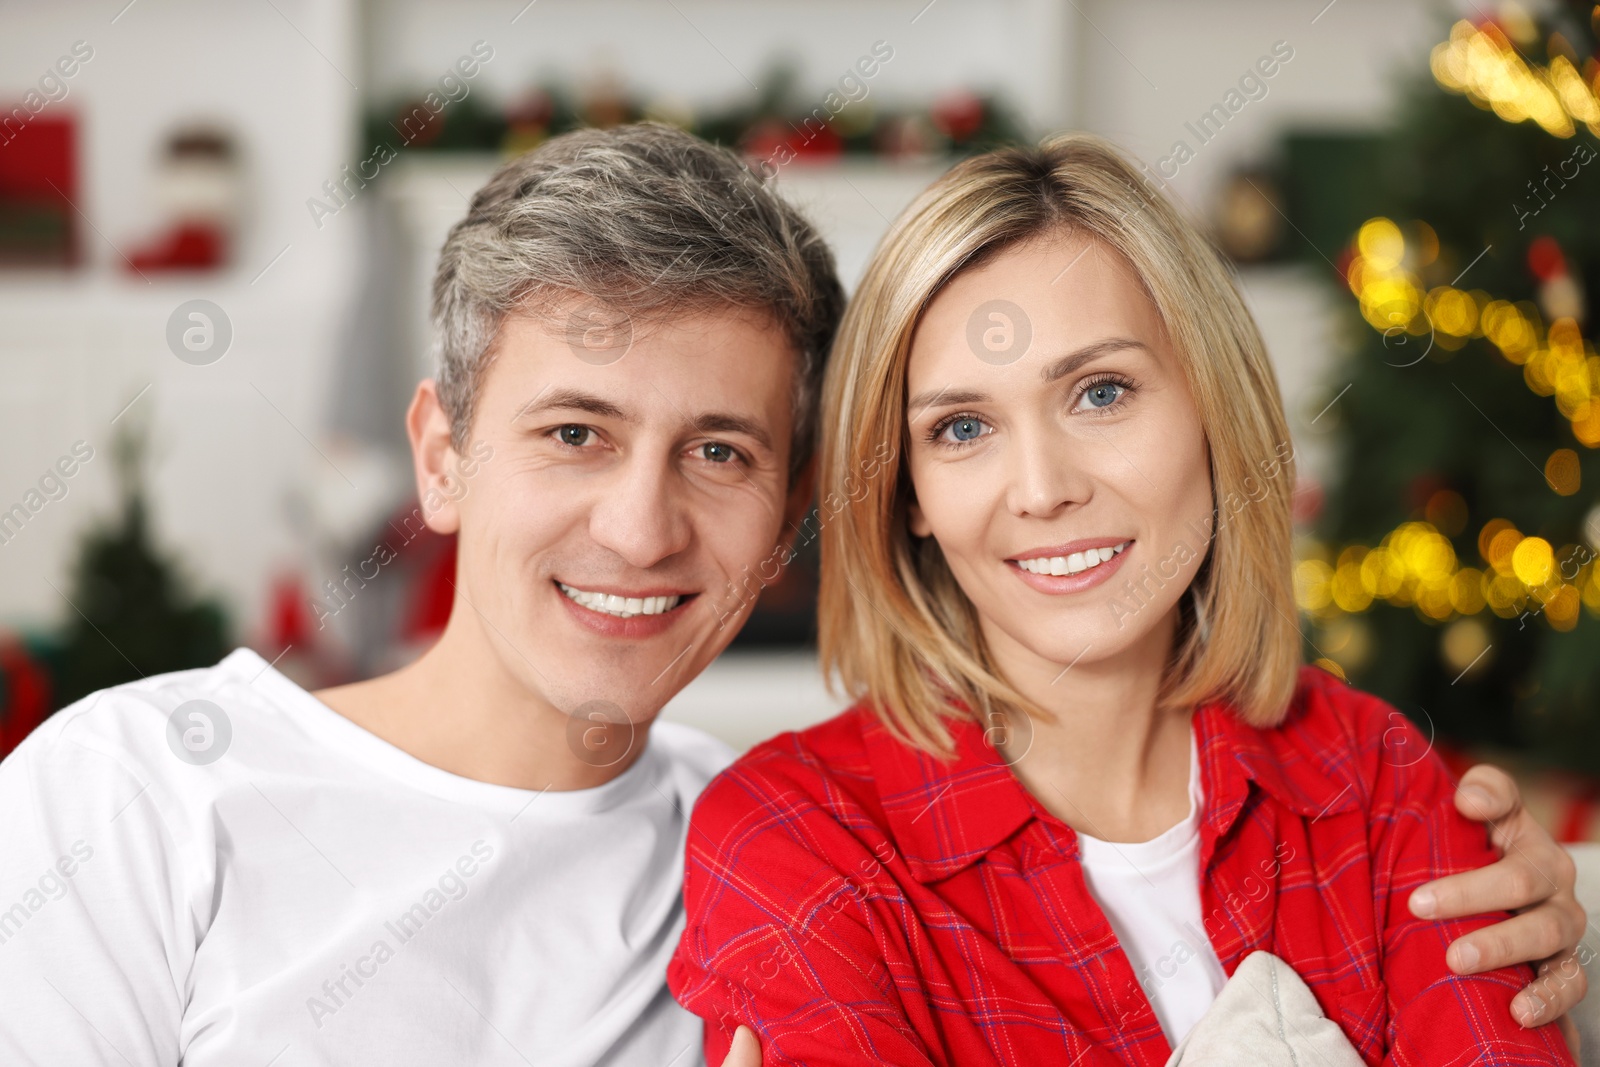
[1275,662,1419,757]
[686,701,889,852]
[1228,663,1449,814]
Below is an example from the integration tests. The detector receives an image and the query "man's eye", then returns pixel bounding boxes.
[698,442,738,464]
[556,425,593,447]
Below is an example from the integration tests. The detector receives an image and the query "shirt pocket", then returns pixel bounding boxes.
[1333,983,1386,1061]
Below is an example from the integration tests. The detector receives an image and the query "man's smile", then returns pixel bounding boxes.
[556,581,692,619]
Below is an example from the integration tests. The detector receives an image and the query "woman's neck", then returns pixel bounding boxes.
[985,607,1195,843]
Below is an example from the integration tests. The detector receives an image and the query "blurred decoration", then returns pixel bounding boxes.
[0,419,233,759]
[363,59,1027,168]
[0,113,78,267]
[126,124,242,272]
[0,634,53,757]
[1213,165,1287,264]
[1294,1,1600,775]
[49,419,229,711]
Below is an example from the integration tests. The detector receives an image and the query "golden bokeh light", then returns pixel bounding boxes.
[1545,448,1581,495]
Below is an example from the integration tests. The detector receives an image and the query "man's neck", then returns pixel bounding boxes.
[311,613,651,792]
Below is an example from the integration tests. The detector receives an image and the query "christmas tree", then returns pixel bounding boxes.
[1301,2,1600,773]
[51,421,228,708]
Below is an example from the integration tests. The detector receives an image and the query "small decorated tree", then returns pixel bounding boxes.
[1302,2,1600,774]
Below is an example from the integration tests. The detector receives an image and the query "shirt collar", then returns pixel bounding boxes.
[863,709,1035,884]
[1194,693,1363,841]
[864,685,1362,884]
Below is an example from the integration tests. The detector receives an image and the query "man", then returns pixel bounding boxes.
[0,124,1586,1065]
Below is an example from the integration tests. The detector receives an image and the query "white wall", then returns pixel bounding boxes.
[363,0,1078,134]
[1076,0,1443,216]
[0,0,360,635]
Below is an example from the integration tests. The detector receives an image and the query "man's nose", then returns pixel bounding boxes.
[586,454,693,569]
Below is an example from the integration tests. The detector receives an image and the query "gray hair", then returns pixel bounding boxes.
[430,122,844,481]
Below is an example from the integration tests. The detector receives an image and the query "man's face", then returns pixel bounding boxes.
[433,301,808,726]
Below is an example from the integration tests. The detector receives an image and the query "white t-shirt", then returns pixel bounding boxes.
[0,648,735,1067]
[1076,727,1228,1046]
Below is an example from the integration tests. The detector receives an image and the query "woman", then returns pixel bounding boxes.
[668,134,1581,1064]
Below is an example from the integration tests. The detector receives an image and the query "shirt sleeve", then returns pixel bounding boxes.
[0,712,196,1066]
[667,763,938,1067]
[1355,694,1576,1066]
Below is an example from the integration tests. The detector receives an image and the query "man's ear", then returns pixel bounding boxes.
[407,380,463,535]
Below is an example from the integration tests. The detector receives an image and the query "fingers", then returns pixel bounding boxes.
[718,1025,761,1067]
[1509,949,1589,1030]
[1411,851,1557,921]
[1454,764,1521,825]
[1445,904,1586,975]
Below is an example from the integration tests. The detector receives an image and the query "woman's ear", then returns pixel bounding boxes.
[407,380,463,535]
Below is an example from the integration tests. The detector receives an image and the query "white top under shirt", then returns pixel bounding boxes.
[0,649,735,1067]
[1075,726,1229,1046]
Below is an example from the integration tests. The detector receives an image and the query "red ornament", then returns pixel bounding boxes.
[931,90,984,142]
[1527,235,1567,281]
[1335,245,1356,288]
[0,636,52,758]
[785,120,844,160]
[128,220,226,272]
[403,534,456,641]
[1406,472,1446,513]
[264,573,315,652]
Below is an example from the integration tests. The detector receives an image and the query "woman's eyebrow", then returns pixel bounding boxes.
[905,337,1150,415]
[1040,338,1149,383]
[906,386,989,414]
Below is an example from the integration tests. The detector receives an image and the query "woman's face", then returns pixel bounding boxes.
[904,231,1215,678]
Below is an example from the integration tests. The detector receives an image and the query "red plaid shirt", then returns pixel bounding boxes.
[667,665,1575,1066]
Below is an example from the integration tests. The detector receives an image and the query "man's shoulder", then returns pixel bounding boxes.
[10,648,291,784]
[648,719,738,789]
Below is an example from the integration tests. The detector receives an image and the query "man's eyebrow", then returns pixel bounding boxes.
[511,390,773,451]
[511,388,629,422]
[1041,338,1149,383]
[904,338,1150,415]
[692,412,773,452]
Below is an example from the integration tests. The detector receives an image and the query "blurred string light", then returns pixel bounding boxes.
[1429,14,1600,138]
[1296,518,1599,631]
[1302,9,1600,673]
[1308,220,1600,631]
[1344,217,1600,447]
[1300,11,1600,647]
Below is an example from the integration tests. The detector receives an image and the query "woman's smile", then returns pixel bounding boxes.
[1009,538,1133,593]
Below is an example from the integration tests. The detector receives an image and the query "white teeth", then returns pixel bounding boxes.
[1016,541,1130,576]
[558,583,683,618]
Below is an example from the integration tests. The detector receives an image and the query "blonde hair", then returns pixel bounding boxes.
[817,132,1301,755]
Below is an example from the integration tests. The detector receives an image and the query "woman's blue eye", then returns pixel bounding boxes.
[1083,382,1124,409]
[558,425,591,446]
[948,418,984,441]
